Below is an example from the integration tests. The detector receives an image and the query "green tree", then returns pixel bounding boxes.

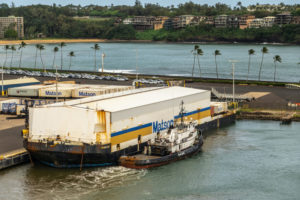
[9,45,16,68]
[273,55,282,82]
[39,45,45,72]
[247,49,255,81]
[18,41,26,69]
[214,50,221,79]
[197,48,204,77]
[60,42,66,70]
[68,51,75,70]
[34,44,40,69]
[3,45,10,67]
[191,44,199,77]
[52,46,59,69]
[258,47,268,81]
[91,43,100,71]
[4,29,17,39]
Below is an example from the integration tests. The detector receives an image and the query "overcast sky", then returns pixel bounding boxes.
[9,0,299,7]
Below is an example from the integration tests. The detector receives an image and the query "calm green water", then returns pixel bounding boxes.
[0,43,299,82]
[1,120,300,200]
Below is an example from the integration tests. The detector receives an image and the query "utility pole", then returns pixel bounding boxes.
[101,53,105,73]
[1,64,4,96]
[229,60,238,103]
[55,65,58,102]
[136,49,138,81]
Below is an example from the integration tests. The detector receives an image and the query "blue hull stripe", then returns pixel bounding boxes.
[174,106,210,119]
[111,122,152,137]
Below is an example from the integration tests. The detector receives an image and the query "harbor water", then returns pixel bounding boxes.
[0,43,299,82]
[1,120,299,200]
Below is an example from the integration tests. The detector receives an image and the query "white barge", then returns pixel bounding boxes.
[23,86,235,168]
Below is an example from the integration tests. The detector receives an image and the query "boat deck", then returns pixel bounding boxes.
[125,154,161,160]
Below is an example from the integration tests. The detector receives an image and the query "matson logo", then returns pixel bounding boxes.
[78,91,97,96]
[45,91,62,96]
[152,119,174,133]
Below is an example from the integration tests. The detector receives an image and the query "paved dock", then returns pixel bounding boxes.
[0,116,29,170]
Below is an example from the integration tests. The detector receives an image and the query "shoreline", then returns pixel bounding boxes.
[0,38,296,46]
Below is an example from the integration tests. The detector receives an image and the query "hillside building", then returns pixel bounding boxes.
[239,15,255,29]
[0,16,24,38]
[276,12,292,25]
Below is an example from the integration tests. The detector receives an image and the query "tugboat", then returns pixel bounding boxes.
[119,101,203,169]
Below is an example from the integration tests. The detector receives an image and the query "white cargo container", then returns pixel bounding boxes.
[29,87,211,152]
[16,104,26,116]
[38,84,81,98]
[8,85,52,97]
[72,85,134,98]
[211,102,228,115]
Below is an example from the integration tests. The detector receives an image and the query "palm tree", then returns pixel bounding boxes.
[273,55,282,82]
[3,45,10,67]
[191,44,199,77]
[18,41,26,69]
[34,44,40,69]
[258,46,268,81]
[10,45,16,68]
[52,47,59,69]
[68,51,75,70]
[60,42,66,70]
[247,49,255,81]
[91,43,100,71]
[214,50,221,79]
[197,48,203,77]
[39,45,45,72]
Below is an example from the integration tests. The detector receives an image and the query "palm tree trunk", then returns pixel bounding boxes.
[69,56,72,70]
[192,54,195,77]
[61,47,63,70]
[40,50,45,72]
[215,55,219,79]
[34,49,38,69]
[10,51,14,68]
[52,53,56,70]
[94,50,96,71]
[274,62,277,82]
[19,49,23,69]
[247,55,251,81]
[4,50,8,67]
[259,53,264,81]
[197,55,201,77]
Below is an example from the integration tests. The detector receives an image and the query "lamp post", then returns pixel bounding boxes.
[1,64,3,96]
[136,49,138,81]
[101,53,105,73]
[55,65,58,102]
[229,60,238,102]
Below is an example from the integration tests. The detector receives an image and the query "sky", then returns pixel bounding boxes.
[8,0,300,7]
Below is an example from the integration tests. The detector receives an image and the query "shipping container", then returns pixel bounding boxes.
[29,87,211,152]
[8,85,52,97]
[72,85,134,98]
[0,77,40,93]
[16,104,26,116]
[38,84,82,98]
[0,99,20,113]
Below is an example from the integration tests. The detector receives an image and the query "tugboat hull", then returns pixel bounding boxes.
[119,140,203,169]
